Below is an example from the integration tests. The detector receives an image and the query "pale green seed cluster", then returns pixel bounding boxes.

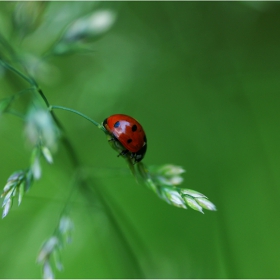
[135,163,216,214]
[37,216,74,279]
[1,104,57,218]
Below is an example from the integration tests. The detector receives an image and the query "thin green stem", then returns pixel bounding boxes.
[50,105,106,132]
[32,89,80,167]
[0,59,37,87]
[37,88,50,107]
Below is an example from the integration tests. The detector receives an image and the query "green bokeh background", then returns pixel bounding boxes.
[1,1,280,278]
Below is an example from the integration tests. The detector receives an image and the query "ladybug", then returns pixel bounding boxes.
[103,114,147,163]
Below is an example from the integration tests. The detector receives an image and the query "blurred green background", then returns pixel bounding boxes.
[1,1,280,278]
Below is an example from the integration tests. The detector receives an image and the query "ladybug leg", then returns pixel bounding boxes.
[117,149,129,157]
[130,153,137,165]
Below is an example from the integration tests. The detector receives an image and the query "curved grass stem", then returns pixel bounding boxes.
[0,59,37,87]
[49,105,106,132]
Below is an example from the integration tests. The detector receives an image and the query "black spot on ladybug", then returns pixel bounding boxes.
[127,139,132,144]
[132,124,137,132]
[114,121,120,128]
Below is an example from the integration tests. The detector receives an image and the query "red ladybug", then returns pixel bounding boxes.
[103,114,147,163]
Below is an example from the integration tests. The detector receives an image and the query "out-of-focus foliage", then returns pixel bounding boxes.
[1,1,280,278]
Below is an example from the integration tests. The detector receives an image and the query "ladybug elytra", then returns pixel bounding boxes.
[103,114,147,163]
